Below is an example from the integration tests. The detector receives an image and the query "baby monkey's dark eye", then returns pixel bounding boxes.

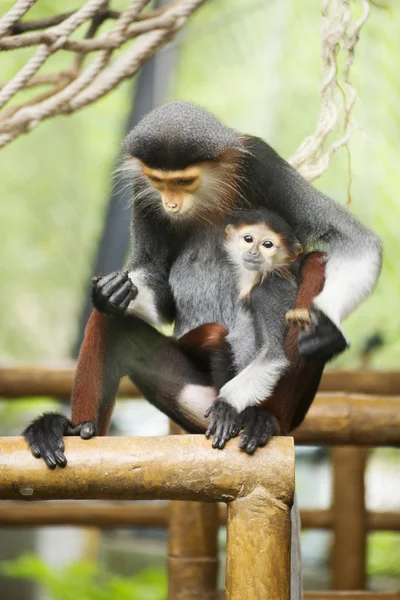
[244,235,253,243]
[262,240,274,249]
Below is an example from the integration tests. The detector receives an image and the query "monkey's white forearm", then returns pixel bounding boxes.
[219,353,290,413]
[313,235,382,326]
[126,269,163,326]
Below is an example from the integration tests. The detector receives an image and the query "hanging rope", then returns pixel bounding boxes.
[289,0,371,183]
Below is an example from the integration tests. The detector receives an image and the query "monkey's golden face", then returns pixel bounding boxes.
[141,164,201,216]
[225,223,297,274]
[128,154,240,223]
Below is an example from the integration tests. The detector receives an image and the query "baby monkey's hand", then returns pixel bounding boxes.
[285,308,312,331]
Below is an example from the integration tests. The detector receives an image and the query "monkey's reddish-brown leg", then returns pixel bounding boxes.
[266,251,327,434]
[71,309,116,435]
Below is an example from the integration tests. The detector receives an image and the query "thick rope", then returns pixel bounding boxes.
[0,0,37,38]
[0,0,207,148]
[0,0,370,173]
[289,0,370,183]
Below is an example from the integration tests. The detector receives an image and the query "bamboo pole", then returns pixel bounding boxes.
[167,423,219,600]
[168,502,219,600]
[331,447,369,590]
[304,593,400,600]
[0,436,294,503]
[1,364,400,398]
[0,436,294,600]
[294,395,400,445]
[0,502,399,531]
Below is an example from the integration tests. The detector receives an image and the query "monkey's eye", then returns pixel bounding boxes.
[176,178,196,186]
[148,175,162,184]
[244,235,253,243]
[262,240,274,249]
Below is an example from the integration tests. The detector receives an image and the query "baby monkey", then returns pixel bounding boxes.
[205,208,311,452]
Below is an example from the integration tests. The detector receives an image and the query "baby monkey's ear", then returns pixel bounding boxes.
[293,241,303,257]
[225,224,235,240]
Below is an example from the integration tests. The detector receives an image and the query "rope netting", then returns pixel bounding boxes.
[0,0,371,184]
[0,0,207,148]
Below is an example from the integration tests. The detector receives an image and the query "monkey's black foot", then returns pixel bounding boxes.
[298,307,348,363]
[204,400,241,450]
[23,412,96,469]
[92,270,138,316]
[238,407,279,455]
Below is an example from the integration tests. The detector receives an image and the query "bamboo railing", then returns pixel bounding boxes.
[1,365,400,598]
[1,364,400,397]
[0,435,295,600]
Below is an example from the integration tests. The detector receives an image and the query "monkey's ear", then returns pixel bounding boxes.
[294,241,303,256]
[225,224,235,240]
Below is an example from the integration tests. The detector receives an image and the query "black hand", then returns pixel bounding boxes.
[238,407,278,455]
[23,412,96,469]
[204,399,241,449]
[92,271,138,316]
[298,307,348,363]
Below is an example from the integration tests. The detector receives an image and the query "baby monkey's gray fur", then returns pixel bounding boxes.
[209,209,303,414]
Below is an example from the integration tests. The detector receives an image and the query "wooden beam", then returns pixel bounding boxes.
[1,365,400,398]
[1,502,399,531]
[294,394,400,445]
[304,594,400,600]
[319,370,400,396]
[0,365,139,398]
[0,436,294,503]
[331,448,368,590]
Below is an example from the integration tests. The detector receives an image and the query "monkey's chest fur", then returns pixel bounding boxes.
[169,227,237,338]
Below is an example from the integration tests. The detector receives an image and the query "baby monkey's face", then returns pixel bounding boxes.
[225,223,292,273]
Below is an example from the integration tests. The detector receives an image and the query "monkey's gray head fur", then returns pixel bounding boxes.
[122,101,241,170]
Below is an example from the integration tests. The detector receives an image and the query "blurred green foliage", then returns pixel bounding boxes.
[368,533,400,577]
[1,554,166,600]
[0,0,399,368]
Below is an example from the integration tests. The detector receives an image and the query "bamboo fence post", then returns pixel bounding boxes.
[226,487,292,600]
[167,422,219,600]
[168,501,219,600]
[331,447,369,590]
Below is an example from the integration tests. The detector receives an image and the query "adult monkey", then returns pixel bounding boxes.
[24,102,380,600]
[24,101,381,459]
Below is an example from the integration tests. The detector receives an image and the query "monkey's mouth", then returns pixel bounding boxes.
[243,257,262,271]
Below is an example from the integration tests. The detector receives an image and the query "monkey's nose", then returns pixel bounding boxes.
[249,251,258,256]
[167,202,178,209]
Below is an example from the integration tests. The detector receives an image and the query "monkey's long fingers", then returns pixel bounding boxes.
[239,408,256,451]
[216,419,233,449]
[109,280,137,311]
[94,270,128,289]
[244,412,275,455]
[212,420,225,449]
[23,413,71,469]
[204,405,216,438]
[97,272,129,298]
